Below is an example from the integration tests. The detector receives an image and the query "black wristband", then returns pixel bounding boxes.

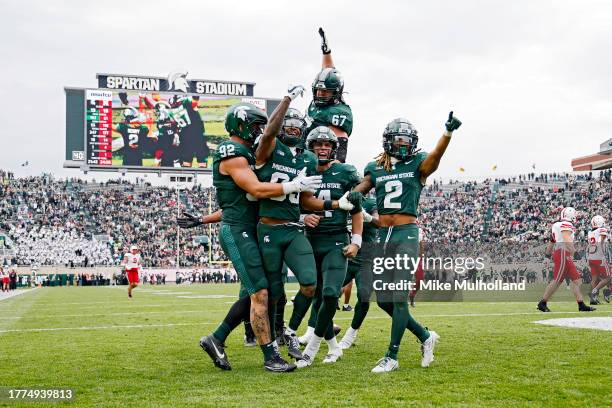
[324,200,333,210]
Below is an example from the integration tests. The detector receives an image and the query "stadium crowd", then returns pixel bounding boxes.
[0,169,609,273]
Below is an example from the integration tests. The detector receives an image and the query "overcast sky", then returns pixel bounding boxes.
[0,0,610,182]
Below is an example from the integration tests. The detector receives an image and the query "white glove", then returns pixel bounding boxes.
[362,210,373,223]
[287,84,305,101]
[337,191,354,211]
[282,168,322,195]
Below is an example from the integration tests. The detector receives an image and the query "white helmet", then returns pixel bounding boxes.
[591,215,605,229]
[130,245,138,251]
[560,207,577,223]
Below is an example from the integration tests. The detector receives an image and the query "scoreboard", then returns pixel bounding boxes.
[64,87,281,174]
[86,90,113,166]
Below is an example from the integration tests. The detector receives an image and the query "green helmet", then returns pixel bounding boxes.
[225,103,268,142]
[279,108,306,147]
[123,106,139,123]
[382,118,419,160]
[306,126,338,164]
[312,67,344,107]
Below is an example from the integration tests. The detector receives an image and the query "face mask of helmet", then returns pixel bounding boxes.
[279,118,304,147]
[387,134,417,160]
[248,121,266,141]
[309,140,337,164]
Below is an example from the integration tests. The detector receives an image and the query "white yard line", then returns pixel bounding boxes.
[0,321,214,333]
[0,288,37,302]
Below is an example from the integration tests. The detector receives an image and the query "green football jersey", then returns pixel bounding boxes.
[361,197,379,243]
[364,151,428,217]
[213,140,258,226]
[306,163,361,235]
[256,141,318,222]
[305,101,353,137]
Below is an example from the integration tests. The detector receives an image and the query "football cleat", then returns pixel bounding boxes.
[371,357,399,373]
[421,331,440,368]
[264,354,296,373]
[604,289,610,303]
[295,354,313,369]
[342,304,353,312]
[244,335,257,347]
[283,333,303,360]
[339,336,355,350]
[589,292,600,305]
[322,348,343,364]
[578,303,596,312]
[333,324,342,336]
[537,300,551,312]
[200,335,231,371]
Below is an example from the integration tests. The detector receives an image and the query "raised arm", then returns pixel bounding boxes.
[419,111,462,183]
[319,27,334,68]
[255,85,305,166]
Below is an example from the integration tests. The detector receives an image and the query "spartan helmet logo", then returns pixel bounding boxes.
[168,70,189,92]
[235,106,250,121]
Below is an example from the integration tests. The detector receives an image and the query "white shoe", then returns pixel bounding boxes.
[421,331,439,368]
[296,354,313,369]
[371,357,399,373]
[322,348,343,363]
[298,333,312,346]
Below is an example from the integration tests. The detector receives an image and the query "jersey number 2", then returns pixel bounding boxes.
[383,180,402,209]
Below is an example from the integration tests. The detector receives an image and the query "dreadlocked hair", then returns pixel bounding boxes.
[375,151,394,172]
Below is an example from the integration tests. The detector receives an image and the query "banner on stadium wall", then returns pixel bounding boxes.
[97,71,255,97]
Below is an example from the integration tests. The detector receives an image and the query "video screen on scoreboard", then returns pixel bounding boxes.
[85,89,269,170]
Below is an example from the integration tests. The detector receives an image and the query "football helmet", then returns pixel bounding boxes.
[591,215,605,229]
[123,107,139,123]
[382,118,419,160]
[169,95,186,108]
[154,101,171,121]
[306,126,338,164]
[312,68,344,107]
[225,103,268,142]
[560,207,577,223]
[279,108,306,147]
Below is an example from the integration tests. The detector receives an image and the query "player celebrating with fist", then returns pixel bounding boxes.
[122,245,141,298]
[354,112,462,373]
[303,28,353,163]
[295,126,363,368]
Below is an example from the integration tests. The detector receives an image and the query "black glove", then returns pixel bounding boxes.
[445,111,462,132]
[177,212,203,229]
[119,92,129,106]
[347,191,363,214]
[318,27,331,54]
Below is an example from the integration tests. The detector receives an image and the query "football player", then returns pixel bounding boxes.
[586,215,609,304]
[537,207,596,312]
[352,112,462,373]
[186,90,322,372]
[254,100,360,361]
[113,107,157,166]
[122,245,141,298]
[168,95,210,168]
[303,28,353,163]
[140,96,181,168]
[295,126,363,368]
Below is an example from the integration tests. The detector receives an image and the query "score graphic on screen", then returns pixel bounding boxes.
[86,90,113,166]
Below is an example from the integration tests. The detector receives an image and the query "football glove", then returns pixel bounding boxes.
[318,27,331,54]
[287,84,305,101]
[347,191,363,213]
[445,111,462,132]
[118,92,129,105]
[337,191,355,211]
[362,210,373,223]
[282,168,322,195]
[177,212,203,229]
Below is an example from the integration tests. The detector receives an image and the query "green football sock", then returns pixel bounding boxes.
[385,302,410,360]
[307,294,321,328]
[406,313,430,343]
[288,291,313,332]
[351,301,370,330]
[260,342,276,361]
[212,322,231,343]
[268,299,277,339]
[377,301,394,318]
[314,297,338,338]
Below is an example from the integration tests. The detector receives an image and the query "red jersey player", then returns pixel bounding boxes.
[122,245,142,298]
[587,215,609,304]
[537,207,595,312]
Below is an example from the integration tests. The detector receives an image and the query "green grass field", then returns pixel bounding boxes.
[1,284,610,407]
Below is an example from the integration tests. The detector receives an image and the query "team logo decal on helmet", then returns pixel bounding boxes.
[560,207,577,223]
[591,215,605,229]
[225,103,269,142]
[306,126,338,164]
[123,107,139,123]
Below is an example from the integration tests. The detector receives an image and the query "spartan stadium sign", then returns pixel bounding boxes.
[96,71,255,96]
